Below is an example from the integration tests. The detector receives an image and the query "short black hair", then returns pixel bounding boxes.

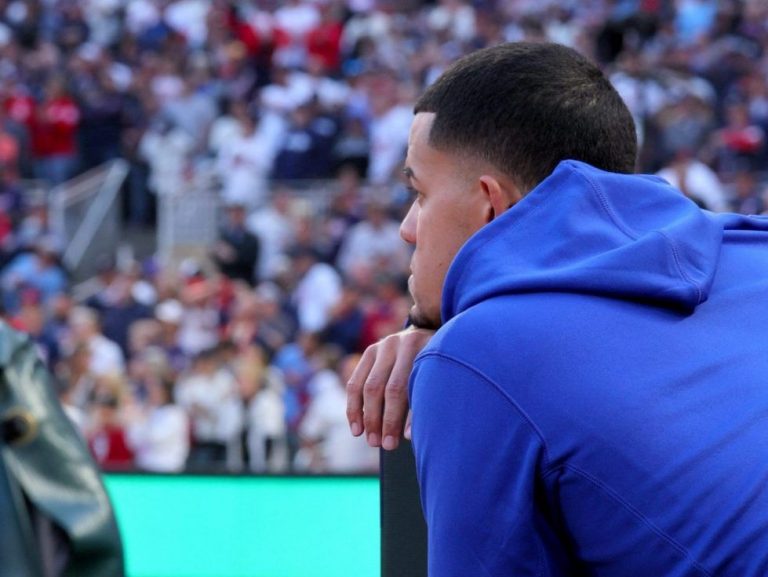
[415,42,637,192]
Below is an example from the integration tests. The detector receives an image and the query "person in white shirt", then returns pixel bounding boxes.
[126,380,190,473]
[291,247,342,333]
[656,150,729,212]
[215,105,274,209]
[298,350,378,473]
[68,306,125,378]
[174,348,244,471]
[238,346,288,473]
[138,117,194,197]
[246,188,296,280]
[367,74,413,184]
[176,280,219,357]
[336,200,410,283]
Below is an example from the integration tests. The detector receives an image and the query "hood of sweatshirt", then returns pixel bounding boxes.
[442,160,744,322]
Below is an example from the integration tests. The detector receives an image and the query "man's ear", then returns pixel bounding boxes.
[479,174,522,222]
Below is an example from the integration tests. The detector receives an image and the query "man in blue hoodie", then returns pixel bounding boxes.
[348,42,768,576]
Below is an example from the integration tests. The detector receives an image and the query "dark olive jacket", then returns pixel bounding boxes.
[0,323,123,577]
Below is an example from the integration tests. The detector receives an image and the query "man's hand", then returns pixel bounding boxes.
[346,327,434,451]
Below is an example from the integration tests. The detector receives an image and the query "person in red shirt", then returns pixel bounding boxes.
[88,390,135,471]
[2,76,36,129]
[306,3,343,74]
[31,76,81,186]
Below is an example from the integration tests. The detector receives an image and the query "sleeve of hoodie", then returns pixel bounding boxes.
[410,351,563,577]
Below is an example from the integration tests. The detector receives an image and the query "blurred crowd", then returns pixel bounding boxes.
[0,0,767,474]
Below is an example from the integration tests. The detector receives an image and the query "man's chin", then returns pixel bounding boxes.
[408,307,442,331]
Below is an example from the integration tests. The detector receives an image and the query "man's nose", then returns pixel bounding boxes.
[400,202,417,245]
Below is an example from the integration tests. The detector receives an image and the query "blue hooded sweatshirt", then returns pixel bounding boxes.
[409,160,768,576]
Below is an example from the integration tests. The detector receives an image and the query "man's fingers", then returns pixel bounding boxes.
[380,334,424,449]
[346,327,435,448]
[381,379,408,450]
[404,410,412,440]
[361,336,400,447]
[346,345,376,436]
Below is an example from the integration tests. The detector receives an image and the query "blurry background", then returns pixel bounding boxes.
[0,0,765,574]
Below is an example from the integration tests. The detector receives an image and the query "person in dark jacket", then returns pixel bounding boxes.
[212,201,260,286]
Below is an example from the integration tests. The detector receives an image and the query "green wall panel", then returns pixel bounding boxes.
[104,474,380,577]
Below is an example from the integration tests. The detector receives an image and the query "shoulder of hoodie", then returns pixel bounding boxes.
[419,290,605,369]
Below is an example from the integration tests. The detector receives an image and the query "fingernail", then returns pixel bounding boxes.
[404,424,412,440]
[350,422,361,436]
[382,435,396,450]
[367,432,380,447]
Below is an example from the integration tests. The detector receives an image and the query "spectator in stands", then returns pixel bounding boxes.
[161,71,217,153]
[13,195,58,254]
[273,330,320,466]
[366,71,412,184]
[731,164,767,215]
[323,282,366,354]
[175,347,243,471]
[325,169,364,256]
[222,287,259,351]
[154,298,188,376]
[655,94,717,167]
[126,379,190,473]
[207,97,242,158]
[177,277,220,357]
[272,102,339,181]
[100,281,154,357]
[1,75,35,178]
[212,201,261,286]
[11,295,59,369]
[298,349,377,473]
[31,76,80,186]
[0,107,26,180]
[297,208,339,263]
[656,147,730,211]
[44,292,74,351]
[238,344,288,473]
[307,3,344,74]
[246,187,296,281]
[54,342,95,414]
[289,246,342,334]
[138,117,194,197]
[57,370,87,435]
[87,387,135,471]
[359,273,410,350]
[214,102,273,209]
[68,305,125,378]
[712,100,766,175]
[0,236,68,314]
[252,281,297,359]
[72,51,128,171]
[336,199,410,283]
[333,115,370,179]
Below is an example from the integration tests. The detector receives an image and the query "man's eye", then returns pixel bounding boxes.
[407,186,423,203]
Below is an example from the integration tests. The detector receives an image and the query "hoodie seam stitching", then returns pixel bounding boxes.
[570,163,639,241]
[657,230,704,304]
[414,351,552,468]
[546,463,714,577]
[572,162,704,305]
